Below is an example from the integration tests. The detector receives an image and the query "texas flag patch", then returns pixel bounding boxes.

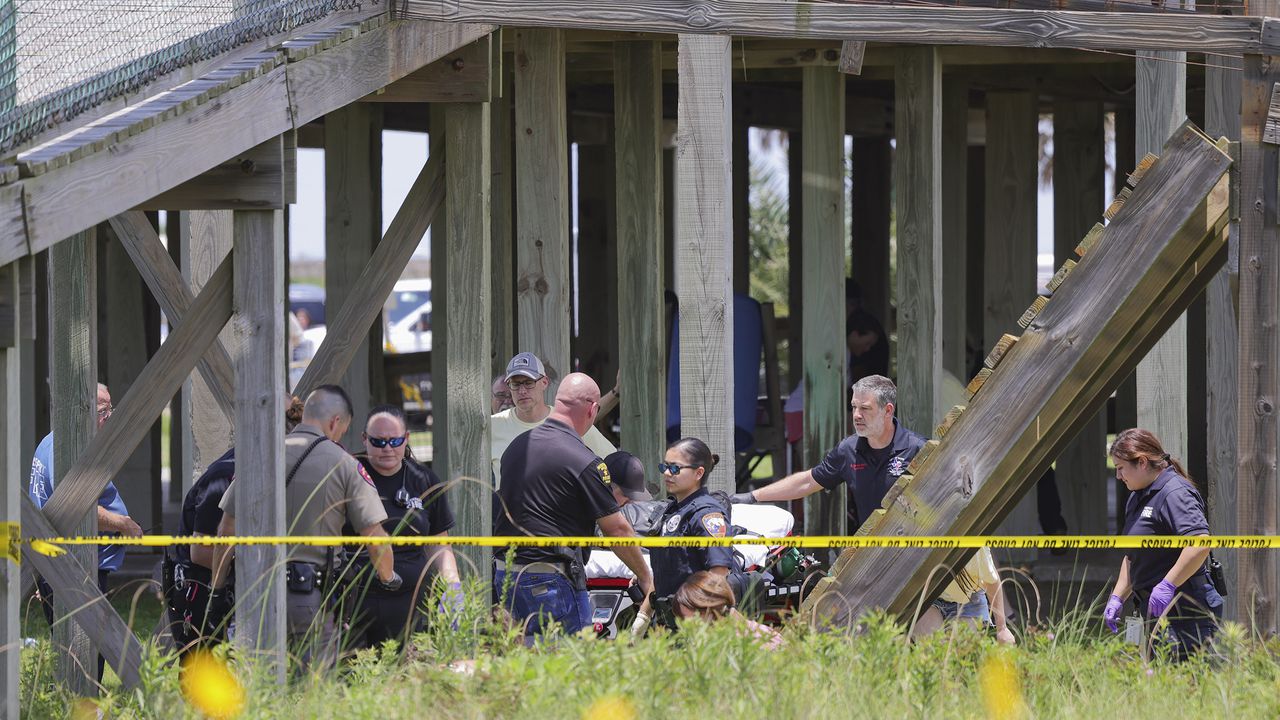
[357,463,375,487]
[701,512,728,538]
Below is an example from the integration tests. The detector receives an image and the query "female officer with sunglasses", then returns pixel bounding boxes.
[343,404,463,650]
[651,438,737,604]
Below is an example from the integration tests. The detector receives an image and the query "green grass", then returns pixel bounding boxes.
[19,584,1280,720]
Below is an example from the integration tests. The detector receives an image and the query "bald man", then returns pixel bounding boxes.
[494,372,653,639]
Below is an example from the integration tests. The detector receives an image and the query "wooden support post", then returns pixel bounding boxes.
[325,104,383,450]
[0,261,19,719]
[179,211,234,491]
[787,131,804,389]
[48,228,98,696]
[1135,49,1188,460]
[894,48,942,434]
[491,71,515,375]
[983,91,1038,545]
[232,209,286,678]
[676,34,736,491]
[801,65,847,535]
[732,120,750,295]
[167,226,192,505]
[850,136,892,355]
[445,101,492,578]
[1237,52,1280,636]
[100,223,158,531]
[1053,100,1108,535]
[615,41,666,492]
[1205,52,1241,621]
[941,78,968,379]
[514,29,571,388]
[430,106,449,476]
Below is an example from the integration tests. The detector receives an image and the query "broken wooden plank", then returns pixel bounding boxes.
[983,333,1019,370]
[1017,296,1049,328]
[1075,222,1105,257]
[934,405,965,438]
[965,368,993,399]
[838,41,866,75]
[1127,152,1159,186]
[1103,186,1132,220]
[905,439,939,476]
[1045,259,1077,293]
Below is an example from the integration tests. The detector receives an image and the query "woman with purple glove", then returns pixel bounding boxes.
[1103,429,1223,660]
[342,405,464,650]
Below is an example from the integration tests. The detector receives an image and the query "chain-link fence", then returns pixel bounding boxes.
[0,0,370,156]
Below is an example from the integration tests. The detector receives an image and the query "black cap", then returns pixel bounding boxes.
[604,451,652,501]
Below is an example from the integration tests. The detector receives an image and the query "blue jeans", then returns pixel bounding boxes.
[494,570,591,637]
[932,590,990,624]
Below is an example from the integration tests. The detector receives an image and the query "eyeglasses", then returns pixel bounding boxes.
[658,462,700,475]
[96,405,113,420]
[507,379,539,392]
[367,435,407,449]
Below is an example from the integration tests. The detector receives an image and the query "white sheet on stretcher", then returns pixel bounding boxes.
[586,503,795,579]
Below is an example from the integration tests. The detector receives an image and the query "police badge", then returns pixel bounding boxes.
[663,515,682,534]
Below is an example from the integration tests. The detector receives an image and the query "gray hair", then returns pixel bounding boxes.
[850,375,896,409]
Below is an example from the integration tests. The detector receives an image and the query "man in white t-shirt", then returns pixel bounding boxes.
[490,351,617,489]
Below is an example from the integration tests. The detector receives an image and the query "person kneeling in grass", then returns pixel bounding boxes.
[672,571,784,650]
[911,546,1015,645]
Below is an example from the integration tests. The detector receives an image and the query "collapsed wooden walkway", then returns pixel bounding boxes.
[801,121,1233,627]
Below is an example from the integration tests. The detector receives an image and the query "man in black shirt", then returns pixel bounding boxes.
[732,375,925,532]
[494,373,654,638]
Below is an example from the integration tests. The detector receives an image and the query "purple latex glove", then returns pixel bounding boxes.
[1148,579,1178,619]
[439,581,465,630]
[1103,594,1124,633]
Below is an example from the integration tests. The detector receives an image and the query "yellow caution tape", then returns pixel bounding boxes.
[11,534,1280,553]
[2,522,18,565]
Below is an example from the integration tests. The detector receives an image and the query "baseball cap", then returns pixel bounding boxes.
[604,451,653,501]
[504,351,546,382]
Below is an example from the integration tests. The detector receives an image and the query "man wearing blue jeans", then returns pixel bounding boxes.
[494,372,653,638]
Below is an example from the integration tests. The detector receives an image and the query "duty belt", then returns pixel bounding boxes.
[494,558,570,578]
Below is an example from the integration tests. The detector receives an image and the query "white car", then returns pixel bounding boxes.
[384,278,432,354]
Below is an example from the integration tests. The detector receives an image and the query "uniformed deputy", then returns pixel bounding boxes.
[166,396,304,653]
[732,375,925,533]
[210,385,401,669]
[652,437,736,600]
[342,404,462,650]
[1103,428,1223,660]
[494,372,654,639]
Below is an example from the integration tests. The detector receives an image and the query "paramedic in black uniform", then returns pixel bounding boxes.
[494,372,654,638]
[652,437,736,598]
[731,375,926,533]
[1103,428,1223,660]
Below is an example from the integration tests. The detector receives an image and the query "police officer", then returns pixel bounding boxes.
[166,396,305,653]
[1103,428,1222,660]
[652,437,736,600]
[211,385,401,669]
[731,375,925,533]
[494,372,654,639]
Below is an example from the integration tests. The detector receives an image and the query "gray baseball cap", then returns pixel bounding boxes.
[504,351,546,382]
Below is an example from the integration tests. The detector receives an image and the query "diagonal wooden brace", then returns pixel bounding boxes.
[294,150,444,396]
[107,211,236,420]
[19,495,145,690]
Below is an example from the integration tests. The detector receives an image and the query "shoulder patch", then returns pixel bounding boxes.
[663,514,682,534]
[597,461,611,485]
[701,512,728,538]
[357,463,375,487]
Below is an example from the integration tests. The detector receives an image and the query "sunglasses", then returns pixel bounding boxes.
[658,462,700,475]
[367,435,407,449]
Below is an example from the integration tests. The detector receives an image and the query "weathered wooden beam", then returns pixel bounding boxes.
[676,34,736,490]
[445,100,492,578]
[491,70,515,376]
[430,107,450,482]
[802,121,1231,627]
[295,151,445,397]
[404,0,1280,54]
[1052,99,1109,536]
[802,65,848,535]
[362,35,492,102]
[838,41,866,75]
[895,48,942,433]
[1237,52,1280,637]
[40,256,233,533]
[48,229,98,695]
[0,262,19,717]
[133,136,293,211]
[232,209,287,678]
[615,41,667,493]
[0,19,492,268]
[1135,49,1189,463]
[325,105,383,450]
[514,28,572,388]
[108,211,235,420]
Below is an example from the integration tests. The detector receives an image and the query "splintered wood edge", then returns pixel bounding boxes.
[934,405,966,438]
[905,440,939,476]
[880,474,914,510]
[1017,296,1049,329]
[982,333,1019,370]
[1126,153,1158,186]
[1045,259,1077,293]
[965,368,993,399]
[1075,223,1105,258]
[1103,187,1132,221]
